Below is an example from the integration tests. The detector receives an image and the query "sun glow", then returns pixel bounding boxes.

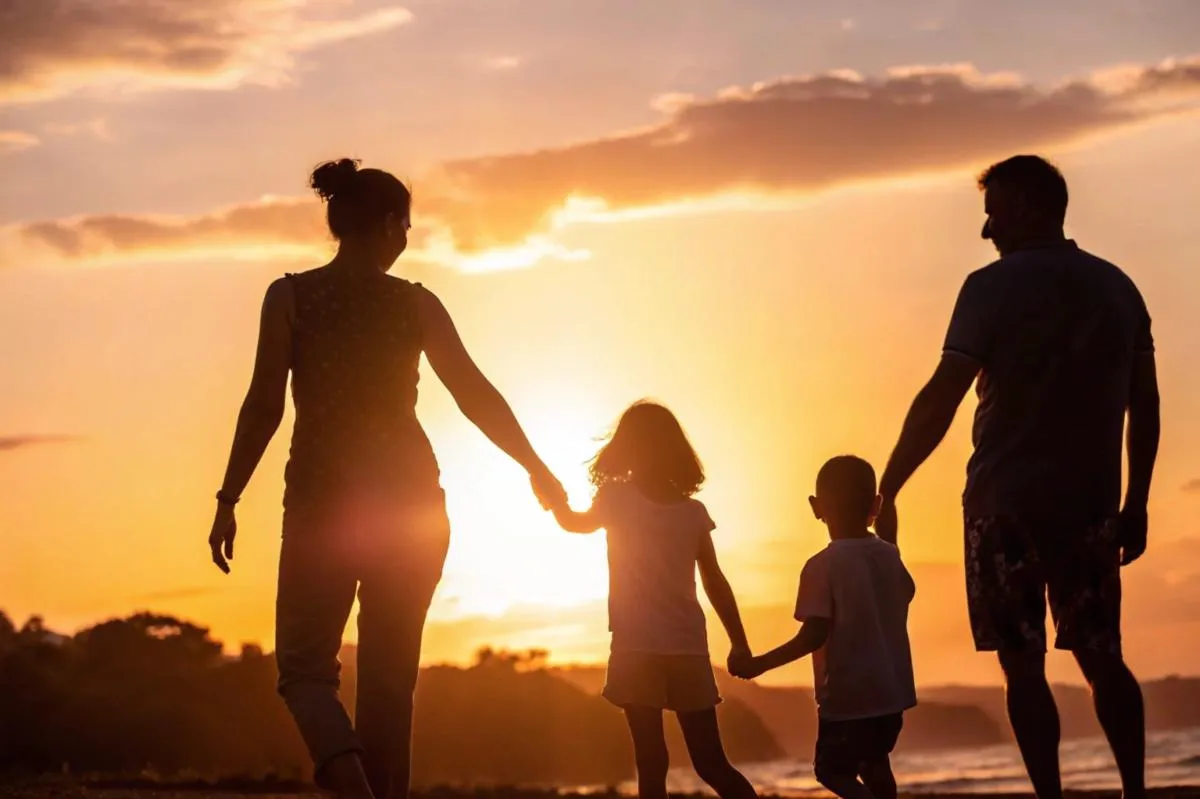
[429,400,615,621]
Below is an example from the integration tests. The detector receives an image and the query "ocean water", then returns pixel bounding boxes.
[658,727,1200,795]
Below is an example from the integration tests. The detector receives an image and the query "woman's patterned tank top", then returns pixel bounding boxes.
[283,267,440,510]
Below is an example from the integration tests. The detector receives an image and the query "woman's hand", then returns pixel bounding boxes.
[208,503,238,574]
[529,465,568,511]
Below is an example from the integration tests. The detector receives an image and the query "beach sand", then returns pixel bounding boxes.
[2,783,1198,799]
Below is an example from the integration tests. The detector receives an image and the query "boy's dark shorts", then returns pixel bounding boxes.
[815,713,904,774]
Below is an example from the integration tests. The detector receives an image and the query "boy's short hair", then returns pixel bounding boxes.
[816,455,878,521]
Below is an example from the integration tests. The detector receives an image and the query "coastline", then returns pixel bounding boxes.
[3,782,1199,799]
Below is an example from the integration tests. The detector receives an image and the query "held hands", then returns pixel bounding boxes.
[208,503,237,574]
[873,495,898,546]
[529,464,568,513]
[727,644,762,681]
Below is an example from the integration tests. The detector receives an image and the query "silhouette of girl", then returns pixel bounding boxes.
[207,158,566,799]
[549,401,758,799]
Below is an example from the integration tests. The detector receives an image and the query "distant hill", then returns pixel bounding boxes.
[0,613,784,785]
[557,666,1050,758]
[4,609,1199,785]
[925,676,1200,743]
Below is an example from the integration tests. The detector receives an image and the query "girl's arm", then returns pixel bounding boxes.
[417,287,566,508]
[552,505,602,534]
[209,278,293,572]
[696,531,751,652]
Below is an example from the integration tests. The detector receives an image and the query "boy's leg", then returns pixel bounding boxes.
[858,757,896,799]
[857,713,902,799]
[677,709,757,799]
[813,719,873,799]
[625,707,670,799]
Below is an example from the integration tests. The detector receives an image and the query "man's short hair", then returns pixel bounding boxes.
[977,155,1068,224]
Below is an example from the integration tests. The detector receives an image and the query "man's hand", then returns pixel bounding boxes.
[874,496,898,545]
[208,504,237,574]
[1117,505,1148,566]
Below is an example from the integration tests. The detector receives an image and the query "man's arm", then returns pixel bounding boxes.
[875,353,979,543]
[1121,350,1160,564]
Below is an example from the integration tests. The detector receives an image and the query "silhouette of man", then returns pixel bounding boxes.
[874,155,1159,799]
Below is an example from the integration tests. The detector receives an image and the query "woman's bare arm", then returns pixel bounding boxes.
[552,506,602,534]
[209,278,292,572]
[417,287,565,506]
[219,279,292,498]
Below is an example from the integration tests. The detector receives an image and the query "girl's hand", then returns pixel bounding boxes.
[208,503,238,574]
[728,647,757,679]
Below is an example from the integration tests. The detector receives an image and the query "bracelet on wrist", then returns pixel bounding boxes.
[216,490,240,507]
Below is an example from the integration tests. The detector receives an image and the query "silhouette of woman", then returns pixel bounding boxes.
[207,158,566,799]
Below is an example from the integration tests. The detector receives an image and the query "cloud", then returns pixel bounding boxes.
[0,435,79,452]
[0,130,40,154]
[0,0,413,105]
[421,55,1200,252]
[481,55,523,72]
[8,196,330,265]
[43,118,112,140]
[1182,478,1200,494]
[3,55,1200,270]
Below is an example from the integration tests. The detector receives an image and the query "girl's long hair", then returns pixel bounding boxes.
[589,401,705,499]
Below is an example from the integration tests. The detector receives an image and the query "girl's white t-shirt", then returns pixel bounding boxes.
[595,482,715,656]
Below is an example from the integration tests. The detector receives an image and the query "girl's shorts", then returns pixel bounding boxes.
[603,650,721,712]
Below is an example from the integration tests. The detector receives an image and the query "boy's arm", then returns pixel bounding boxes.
[696,531,751,652]
[733,555,832,679]
[745,618,830,677]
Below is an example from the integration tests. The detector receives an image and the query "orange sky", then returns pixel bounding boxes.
[3,0,1200,688]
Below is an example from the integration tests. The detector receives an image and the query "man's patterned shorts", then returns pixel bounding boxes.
[964,515,1122,655]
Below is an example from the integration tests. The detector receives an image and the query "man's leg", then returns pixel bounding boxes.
[965,517,1062,799]
[998,650,1063,799]
[1075,652,1145,799]
[1052,519,1144,799]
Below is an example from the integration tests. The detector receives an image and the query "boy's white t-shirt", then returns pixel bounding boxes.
[795,535,917,721]
[596,482,713,656]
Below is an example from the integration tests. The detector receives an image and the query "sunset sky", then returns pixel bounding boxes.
[3,0,1200,688]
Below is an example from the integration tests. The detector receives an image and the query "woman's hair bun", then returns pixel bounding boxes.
[310,158,361,201]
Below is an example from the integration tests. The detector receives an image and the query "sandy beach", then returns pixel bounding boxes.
[3,783,1199,799]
